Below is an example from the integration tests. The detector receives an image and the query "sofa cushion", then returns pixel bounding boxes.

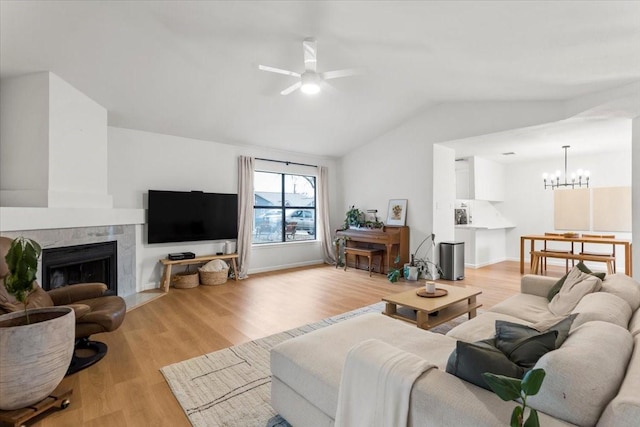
[528,321,633,426]
[270,313,456,419]
[597,334,640,427]
[446,311,531,343]
[445,339,524,391]
[547,262,605,301]
[489,293,556,323]
[548,267,602,316]
[629,310,640,337]
[600,273,640,311]
[570,291,632,330]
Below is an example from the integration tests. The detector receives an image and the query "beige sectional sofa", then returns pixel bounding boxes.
[271,273,640,426]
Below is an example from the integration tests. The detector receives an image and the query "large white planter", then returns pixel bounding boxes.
[0,306,75,410]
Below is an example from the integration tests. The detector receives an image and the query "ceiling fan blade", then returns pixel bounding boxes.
[303,38,317,72]
[320,68,361,80]
[258,64,301,78]
[280,81,302,95]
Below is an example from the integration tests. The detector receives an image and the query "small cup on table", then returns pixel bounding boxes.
[425,281,436,294]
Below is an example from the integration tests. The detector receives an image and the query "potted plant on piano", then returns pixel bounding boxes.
[0,236,75,410]
[344,205,364,229]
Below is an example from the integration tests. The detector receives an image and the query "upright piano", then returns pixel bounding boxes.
[335,226,410,274]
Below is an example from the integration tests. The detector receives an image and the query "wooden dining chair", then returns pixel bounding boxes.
[580,234,616,273]
[540,232,574,273]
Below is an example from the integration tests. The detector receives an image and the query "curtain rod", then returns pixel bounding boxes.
[255,157,318,168]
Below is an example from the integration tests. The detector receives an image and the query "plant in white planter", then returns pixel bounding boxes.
[0,237,75,410]
[4,237,41,324]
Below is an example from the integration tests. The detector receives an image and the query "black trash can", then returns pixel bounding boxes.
[439,241,465,280]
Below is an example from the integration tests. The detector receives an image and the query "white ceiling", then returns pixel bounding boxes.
[1,1,639,158]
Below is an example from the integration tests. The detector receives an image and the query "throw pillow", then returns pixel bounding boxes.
[547,262,606,301]
[548,266,603,316]
[530,313,578,347]
[445,339,524,391]
[495,321,559,368]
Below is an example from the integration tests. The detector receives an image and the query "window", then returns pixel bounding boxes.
[253,171,316,243]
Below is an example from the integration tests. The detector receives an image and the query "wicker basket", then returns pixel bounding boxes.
[199,266,229,286]
[172,271,199,289]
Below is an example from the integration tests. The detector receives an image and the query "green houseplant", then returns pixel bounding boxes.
[0,236,75,410]
[387,254,402,283]
[4,237,41,324]
[344,205,364,228]
[482,369,546,427]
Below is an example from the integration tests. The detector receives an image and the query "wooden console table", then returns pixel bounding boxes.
[336,226,409,274]
[159,253,239,292]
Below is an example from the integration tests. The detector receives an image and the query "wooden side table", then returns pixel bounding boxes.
[159,253,239,292]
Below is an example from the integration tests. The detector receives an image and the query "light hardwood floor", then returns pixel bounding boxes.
[35,261,564,427]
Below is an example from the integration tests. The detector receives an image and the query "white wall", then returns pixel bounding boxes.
[0,73,50,203]
[108,127,341,290]
[432,144,456,257]
[633,117,640,281]
[0,72,111,208]
[48,73,109,206]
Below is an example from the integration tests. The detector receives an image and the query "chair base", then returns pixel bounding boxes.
[66,337,108,376]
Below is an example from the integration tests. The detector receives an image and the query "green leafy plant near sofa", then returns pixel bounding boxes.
[482,368,546,427]
[387,254,402,282]
[3,236,41,324]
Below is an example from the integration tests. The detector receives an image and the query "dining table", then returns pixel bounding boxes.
[520,234,633,276]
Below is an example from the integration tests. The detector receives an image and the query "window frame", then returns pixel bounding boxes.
[253,171,317,244]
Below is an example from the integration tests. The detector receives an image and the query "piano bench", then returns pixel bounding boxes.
[344,248,384,277]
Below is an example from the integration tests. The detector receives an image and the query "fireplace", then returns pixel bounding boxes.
[41,241,117,295]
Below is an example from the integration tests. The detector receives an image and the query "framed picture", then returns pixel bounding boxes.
[386,199,407,226]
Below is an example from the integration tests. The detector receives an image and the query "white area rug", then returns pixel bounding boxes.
[161,302,469,427]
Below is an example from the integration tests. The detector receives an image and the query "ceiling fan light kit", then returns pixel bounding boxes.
[259,38,358,96]
[300,72,321,94]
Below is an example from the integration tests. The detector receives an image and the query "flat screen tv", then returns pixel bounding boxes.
[147,190,238,244]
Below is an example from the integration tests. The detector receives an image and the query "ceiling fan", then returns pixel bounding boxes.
[258,38,359,95]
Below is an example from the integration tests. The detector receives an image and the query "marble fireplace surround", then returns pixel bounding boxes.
[2,225,136,298]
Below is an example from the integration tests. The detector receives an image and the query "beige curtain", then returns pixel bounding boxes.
[237,156,254,279]
[318,166,336,264]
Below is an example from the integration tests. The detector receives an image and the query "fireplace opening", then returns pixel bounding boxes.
[42,241,117,295]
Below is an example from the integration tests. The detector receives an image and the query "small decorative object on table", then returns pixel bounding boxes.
[416,287,448,298]
[425,281,436,293]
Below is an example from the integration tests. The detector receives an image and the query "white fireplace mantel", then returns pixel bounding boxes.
[0,207,145,232]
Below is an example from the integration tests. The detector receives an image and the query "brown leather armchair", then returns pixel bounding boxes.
[0,236,126,375]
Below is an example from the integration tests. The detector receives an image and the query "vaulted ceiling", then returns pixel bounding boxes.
[1,1,639,158]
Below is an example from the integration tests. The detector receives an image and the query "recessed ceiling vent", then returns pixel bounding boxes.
[502,152,516,156]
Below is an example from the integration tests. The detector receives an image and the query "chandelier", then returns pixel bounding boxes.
[542,145,590,190]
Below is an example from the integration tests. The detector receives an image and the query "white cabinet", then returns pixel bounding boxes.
[458,157,504,202]
[455,160,470,200]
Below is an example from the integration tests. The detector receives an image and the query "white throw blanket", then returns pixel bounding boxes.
[334,339,436,427]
